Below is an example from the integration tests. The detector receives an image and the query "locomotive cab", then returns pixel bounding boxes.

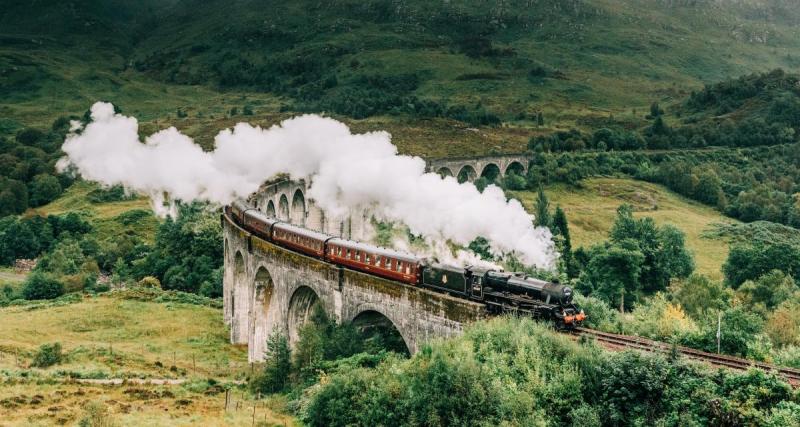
[465,266,491,300]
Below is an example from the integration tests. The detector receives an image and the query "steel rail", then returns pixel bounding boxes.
[573,327,800,385]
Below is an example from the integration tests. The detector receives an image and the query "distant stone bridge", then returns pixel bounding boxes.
[426,154,529,183]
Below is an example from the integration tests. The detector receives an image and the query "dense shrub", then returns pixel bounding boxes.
[31,342,63,368]
[22,272,65,300]
[136,276,161,289]
[87,185,131,203]
[28,174,62,207]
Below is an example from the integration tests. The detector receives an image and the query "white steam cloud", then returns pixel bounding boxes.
[58,102,556,268]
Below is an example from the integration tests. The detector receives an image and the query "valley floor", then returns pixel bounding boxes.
[0,291,296,426]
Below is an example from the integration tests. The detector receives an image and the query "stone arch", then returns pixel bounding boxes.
[287,286,323,348]
[457,165,477,183]
[505,161,525,176]
[278,194,290,221]
[480,163,501,181]
[266,200,276,218]
[290,189,306,226]
[352,309,410,355]
[437,167,454,178]
[232,251,248,344]
[250,266,276,360]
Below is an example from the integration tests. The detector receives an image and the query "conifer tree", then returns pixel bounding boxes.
[534,187,551,228]
[552,206,576,278]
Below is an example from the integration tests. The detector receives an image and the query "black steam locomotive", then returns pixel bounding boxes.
[226,201,585,329]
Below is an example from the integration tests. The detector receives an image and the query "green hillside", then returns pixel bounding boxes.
[2,0,800,155]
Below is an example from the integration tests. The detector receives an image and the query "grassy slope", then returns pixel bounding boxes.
[30,180,159,245]
[511,178,735,280]
[0,292,296,426]
[0,268,26,293]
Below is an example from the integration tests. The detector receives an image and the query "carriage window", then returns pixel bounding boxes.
[385,258,391,268]
[397,261,403,272]
[346,249,351,258]
[375,256,381,266]
[366,254,371,263]
[405,265,411,274]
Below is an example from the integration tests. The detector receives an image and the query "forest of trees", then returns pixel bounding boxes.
[0,120,74,217]
[0,203,222,306]
[529,70,800,153]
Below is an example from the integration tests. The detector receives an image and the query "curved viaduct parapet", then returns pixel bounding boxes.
[222,212,485,362]
[250,179,371,241]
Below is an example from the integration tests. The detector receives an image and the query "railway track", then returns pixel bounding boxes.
[573,327,800,385]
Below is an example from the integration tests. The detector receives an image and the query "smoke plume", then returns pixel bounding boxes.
[58,102,556,268]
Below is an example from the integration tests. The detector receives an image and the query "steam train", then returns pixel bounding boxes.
[225,201,585,329]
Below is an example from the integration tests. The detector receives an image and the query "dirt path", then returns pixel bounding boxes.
[72,378,188,385]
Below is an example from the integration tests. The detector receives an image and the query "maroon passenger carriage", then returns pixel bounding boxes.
[243,207,280,237]
[325,238,422,285]
[271,222,331,258]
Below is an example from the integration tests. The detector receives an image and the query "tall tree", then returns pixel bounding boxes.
[534,187,551,228]
[579,240,644,312]
[250,331,292,394]
[552,206,576,278]
[650,101,663,117]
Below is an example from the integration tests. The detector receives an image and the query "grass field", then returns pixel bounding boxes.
[511,178,736,280]
[0,291,297,426]
[0,268,25,285]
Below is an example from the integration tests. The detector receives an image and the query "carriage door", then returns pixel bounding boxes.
[470,275,484,300]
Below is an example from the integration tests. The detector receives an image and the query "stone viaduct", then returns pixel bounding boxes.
[223,212,486,361]
[426,154,528,183]
[224,154,530,362]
